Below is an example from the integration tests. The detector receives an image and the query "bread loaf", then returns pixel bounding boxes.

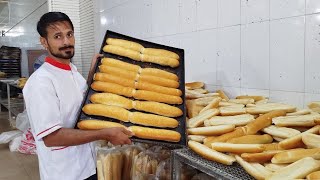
[130,112,179,128]
[227,134,273,144]
[139,74,179,88]
[101,57,141,73]
[133,90,183,104]
[308,101,320,113]
[91,81,135,97]
[236,95,265,101]
[106,38,144,52]
[188,135,206,143]
[246,103,296,115]
[188,125,235,136]
[135,80,182,96]
[204,114,255,127]
[302,133,320,148]
[186,99,205,118]
[94,72,135,88]
[187,109,220,128]
[199,97,221,114]
[219,106,246,116]
[99,65,138,80]
[103,45,141,61]
[307,171,320,180]
[271,148,320,164]
[216,90,229,101]
[262,125,301,139]
[140,54,179,68]
[287,109,312,116]
[140,68,178,81]
[82,104,129,122]
[185,82,204,90]
[272,113,320,127]
[241,150,282,163]
[205,127,247,145]
[235,155,269,180]
[90,93,133,109]
[134,101,182,117]
[188,140,236,165]
[228,98,255,105]
[128,126,181,142]
[77,119,125,130]
[142,48,179,59]
[211,142,265,153]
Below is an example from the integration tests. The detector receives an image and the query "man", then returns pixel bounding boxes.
[23,12,132,180]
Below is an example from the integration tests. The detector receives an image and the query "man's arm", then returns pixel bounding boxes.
[43,127,132,147]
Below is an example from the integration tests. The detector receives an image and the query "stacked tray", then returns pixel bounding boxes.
[76,31,186,147]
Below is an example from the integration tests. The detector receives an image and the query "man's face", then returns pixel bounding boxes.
[41,21,75,60]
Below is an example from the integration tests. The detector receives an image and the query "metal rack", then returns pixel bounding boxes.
[0,79,24,128]
[172,148,255,180]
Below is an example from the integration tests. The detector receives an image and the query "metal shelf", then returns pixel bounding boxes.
[172,148,254,180]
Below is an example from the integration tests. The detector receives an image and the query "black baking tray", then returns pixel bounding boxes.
[75,30,186,147]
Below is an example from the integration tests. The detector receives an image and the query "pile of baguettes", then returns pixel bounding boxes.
[78,38,183,142]
[185,82,320,180]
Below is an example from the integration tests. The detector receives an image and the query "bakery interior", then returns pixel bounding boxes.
[1,0,320,180]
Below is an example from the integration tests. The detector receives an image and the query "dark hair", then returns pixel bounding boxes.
[37,12,74,37]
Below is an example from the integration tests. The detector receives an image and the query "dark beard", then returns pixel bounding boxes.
[48,45,74,59]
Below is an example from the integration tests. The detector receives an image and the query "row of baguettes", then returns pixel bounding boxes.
[104,38,180,67]
[78,120,181,142]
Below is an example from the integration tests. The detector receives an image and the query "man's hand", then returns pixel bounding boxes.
[87,54,103,84]
[100,127,133,145]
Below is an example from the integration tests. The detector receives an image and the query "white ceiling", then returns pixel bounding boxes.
[0,0,47,31]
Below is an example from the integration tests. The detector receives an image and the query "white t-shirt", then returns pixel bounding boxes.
[23,56,96,180]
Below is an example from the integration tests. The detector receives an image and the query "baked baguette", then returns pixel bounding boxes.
[204,114,255,127]
[129,112,179,128]
[279,125,320,149]
[272,113,320,127]
[188,125,235,136]
[302,133,320,148]
[133,90,183,104]
[187,109,220,128]
[140,54,179,68]
[91,81,135,97]
[211,142,265,153]
[227,134,273,144]
[264,163,288,172]
[266,157,320,180]
[287,109,312,116]
[185,82,204,90]
[142,48,179,59]
[140,68,178,81]
[103,45,141,61]
[216,90,229,101]
[106,38,144,52]
[77,119,125,130]
[188,135,206,143]
[308,101,320,113]
[134,101,182,117]
[205,127,247,145]
[236,95,266,102]
[219,106,246,116]
[228,98,255,105]
[235,155,270,180]
[263,143,283,151]
[188,140,236,165]
[101,57,141,73]
[135,80,182,96]
[246,103,296,115]
[218,102,245,107]
[128,126,181,142]
[139,74,179,88]
[186,91,219,99]
[82,104,129,122]
[271,148,320,164]
[199,97,221,114]
[186,99,204,118]
[262,125,301,139]
[307,171,320,180]
[90,93,133,109]
[245,110,287,135]
[99,65,138,80]
[241,150,282,163]
[94,72,135,88]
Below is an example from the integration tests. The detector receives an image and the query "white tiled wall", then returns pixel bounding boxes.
[93,0,320,108]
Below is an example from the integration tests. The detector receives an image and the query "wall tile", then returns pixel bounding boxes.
[270,90,304,108]
[241,0,270,24]
[196,0,218,30]
[270,0,305,19]
[218,0,241,27]
[306,0,320,14]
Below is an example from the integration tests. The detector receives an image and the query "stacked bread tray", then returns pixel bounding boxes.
[75,31,187,147]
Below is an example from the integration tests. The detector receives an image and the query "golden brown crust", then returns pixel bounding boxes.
[307,171,320,180]
[142,48,179,59]
[185,82,204,90]
[216,90,229,101]
[241,151,282,163]
[227,134,273,144]
[188,125,235,136]
[130,112,179,128]
[134,101,182,117]
[94,72,135,88]
[101,57,141,73]
[129,126,181,142]
[106,38,144,52]
[82,104,129,122]
[271,148,320,164]
[90,93,133,109]
[91,81,135,97]
[236,95,266,101]
[139,74,179,88]
[135,80,182,96]
[103,45,141,61]
[133,90,183,104]
[140,68,178,81]
[211,143,265,153]
[140,54,179,68]
[99,65,138,80]
[188,140,236,165]
[77,119,125,130]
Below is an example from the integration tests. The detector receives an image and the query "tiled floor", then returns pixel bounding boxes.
[0,111,39,180]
